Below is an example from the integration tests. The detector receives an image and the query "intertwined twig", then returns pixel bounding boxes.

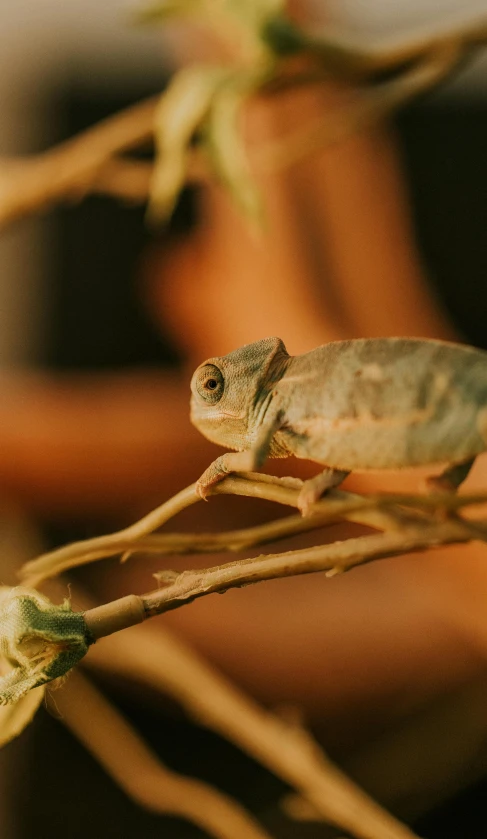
[20,472,487,637]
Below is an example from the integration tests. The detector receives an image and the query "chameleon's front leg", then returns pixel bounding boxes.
[298,468,350,517]
[196,410,284,500]
[196,451,260,499]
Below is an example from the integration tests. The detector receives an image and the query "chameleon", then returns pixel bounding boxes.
[190,336,487,514]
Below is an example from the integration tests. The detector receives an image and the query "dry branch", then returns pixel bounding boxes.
[19,470,487,839]
[83,619,419,839]
[259,41,461,171]
[21,473,487,588]
[35,578,418,839]
[20,472,487,670]
[81,515,479,642]
[0,97,163,227]
[54,669,273,839]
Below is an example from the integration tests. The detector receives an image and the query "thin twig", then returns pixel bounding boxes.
[21,482,200,587]
[53,669,273,839]
[80,515,477,642]
[23,473,484,587]
[258,41,461,172]
[0,97,160,227]
[90,157,156,203]
[20,501,409,587]
[304,17,487,76]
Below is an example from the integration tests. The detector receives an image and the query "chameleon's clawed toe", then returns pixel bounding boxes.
[195,480,212,501]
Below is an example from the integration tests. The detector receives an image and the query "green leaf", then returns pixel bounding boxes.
[148,66,230,223]
[205,79,263,221]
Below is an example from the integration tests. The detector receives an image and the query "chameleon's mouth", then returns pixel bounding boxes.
[190,399,244,423]
[220,410,245,419]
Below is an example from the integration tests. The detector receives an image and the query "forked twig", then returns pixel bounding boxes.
[21,473,487,588]
[258,42,461,171]
[80,516,481,641]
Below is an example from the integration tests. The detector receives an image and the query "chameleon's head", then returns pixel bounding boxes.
[190,337,289,451]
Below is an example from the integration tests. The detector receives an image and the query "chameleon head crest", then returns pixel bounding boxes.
[190,337,288,451]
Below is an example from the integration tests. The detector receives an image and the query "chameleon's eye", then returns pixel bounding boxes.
[195,364,224,404]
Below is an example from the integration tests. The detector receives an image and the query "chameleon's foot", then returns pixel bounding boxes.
[298,468,350,517]
[195,480,212,501]
[195,458,229,501]
[195,451,258,500]
[424,458,475,495]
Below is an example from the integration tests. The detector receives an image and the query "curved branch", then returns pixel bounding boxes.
[259,42,462,172]
[37,580,418,839]
[0,97,160,227]
[83,620,419,839]
[82,514,478,642]
[54,669,273,839]
[23,472,483,587]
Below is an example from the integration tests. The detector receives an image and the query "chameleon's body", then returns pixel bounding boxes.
[190,337,487,512]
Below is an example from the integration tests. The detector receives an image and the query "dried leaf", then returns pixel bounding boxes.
[0,587,45,744]
[0,587,89,707]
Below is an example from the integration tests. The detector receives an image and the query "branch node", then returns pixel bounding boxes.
[154,569,180,587]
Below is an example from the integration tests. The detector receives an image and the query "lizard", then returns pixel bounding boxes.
[190,336,487,515]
